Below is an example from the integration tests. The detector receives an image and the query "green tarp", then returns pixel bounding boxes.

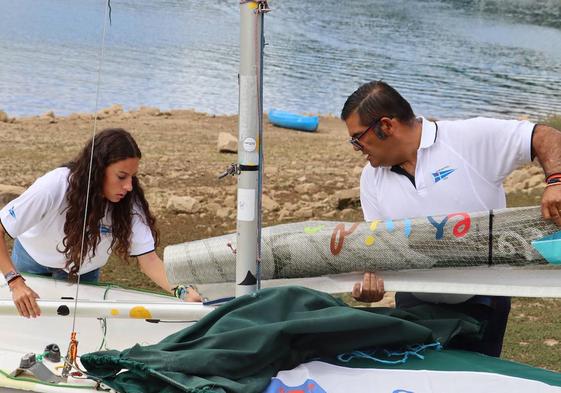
[82,286,484,393]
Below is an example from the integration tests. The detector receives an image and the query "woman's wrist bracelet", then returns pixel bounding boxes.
[172,284,196,300]
[2,271,25,289]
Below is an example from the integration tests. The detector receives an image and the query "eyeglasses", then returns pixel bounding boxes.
[348,118,381,150]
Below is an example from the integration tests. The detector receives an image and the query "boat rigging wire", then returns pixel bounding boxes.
[62,0,112,379]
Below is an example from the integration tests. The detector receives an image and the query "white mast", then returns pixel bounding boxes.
[235,1,269,296]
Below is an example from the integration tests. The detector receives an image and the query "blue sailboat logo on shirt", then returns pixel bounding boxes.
[432,166,456,183]
[8,207,16,219]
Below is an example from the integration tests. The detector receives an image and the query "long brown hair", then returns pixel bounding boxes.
[61,128,158,276]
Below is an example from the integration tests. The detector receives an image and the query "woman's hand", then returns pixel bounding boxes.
[352,272,385,303]
[185,286,203,302]
[10,278,41,318]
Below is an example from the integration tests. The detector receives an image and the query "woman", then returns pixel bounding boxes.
[0,128,201,318]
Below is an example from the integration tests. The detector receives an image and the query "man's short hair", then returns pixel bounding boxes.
[341,80,415,125]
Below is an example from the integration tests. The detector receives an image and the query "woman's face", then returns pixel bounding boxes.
[103,157,140,203]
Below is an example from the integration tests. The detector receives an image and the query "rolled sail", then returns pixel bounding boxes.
[164,206,561,285]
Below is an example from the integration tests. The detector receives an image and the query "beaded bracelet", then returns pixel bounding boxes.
[172,284,196,300]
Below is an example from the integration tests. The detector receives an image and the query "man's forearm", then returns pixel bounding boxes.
[533,124,561,176]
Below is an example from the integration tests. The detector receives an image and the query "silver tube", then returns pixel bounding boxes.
[236,2,265,296]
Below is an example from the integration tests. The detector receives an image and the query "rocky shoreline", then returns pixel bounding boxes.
[0,106,548,226]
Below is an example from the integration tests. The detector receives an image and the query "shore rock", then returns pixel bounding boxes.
[166,196,200,214]
[294,206,314,219]
[41,111,57,123]
[97,104,124,119]
[0,111,9,123]
[294,183,319,194]
[334,187,360,210]
[262,194,280,212]
[217,132,238,153]
[136,106,160,116]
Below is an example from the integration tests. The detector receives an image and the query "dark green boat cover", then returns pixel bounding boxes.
[81,286,484,393]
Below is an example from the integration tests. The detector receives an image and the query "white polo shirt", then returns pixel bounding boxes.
[0,167,155,274]
[359,117,535,304]
[360,117,535,222]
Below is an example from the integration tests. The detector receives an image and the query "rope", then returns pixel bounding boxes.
[337,341,443,365]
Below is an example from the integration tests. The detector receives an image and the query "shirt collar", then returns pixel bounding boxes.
[418,116,438,149]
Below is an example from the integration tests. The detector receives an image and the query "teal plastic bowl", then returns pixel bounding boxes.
[531,231,561,264]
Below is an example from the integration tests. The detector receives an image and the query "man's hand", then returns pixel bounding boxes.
[10,278,41,318]
[352,272,385,303]
[541,186,561,227]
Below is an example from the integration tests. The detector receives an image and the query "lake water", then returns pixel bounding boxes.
[1,0,560,120]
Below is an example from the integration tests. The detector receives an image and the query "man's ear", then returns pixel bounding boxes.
[376,117,393,139]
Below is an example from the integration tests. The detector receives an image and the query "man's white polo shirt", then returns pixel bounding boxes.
[360,117,535,222]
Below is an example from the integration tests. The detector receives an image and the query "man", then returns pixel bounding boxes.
[341,80,561,357]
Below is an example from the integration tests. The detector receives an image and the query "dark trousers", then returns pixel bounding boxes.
[395,292,511,357]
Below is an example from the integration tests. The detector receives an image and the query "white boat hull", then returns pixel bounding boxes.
[0,275,209,392]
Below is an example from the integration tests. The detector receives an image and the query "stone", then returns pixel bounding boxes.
[262,194,280,212]
[137,106,160,116]
[340,208,356,220]
[334,187,360,210]
[0,110,9,123]
[205,202,221,213]
[543,339,559,347]
[278,208,291,220]
[284,202,298,212]
[217,132,238,153]
[41,111,57,123]
[0,184,25,207]
[166,196,200,214]
[294,206,314,219]
[216,207,231,219]
[313,191,328,200]
[98,104,124,118]
[223,196,236,208]
[294,183,319,194]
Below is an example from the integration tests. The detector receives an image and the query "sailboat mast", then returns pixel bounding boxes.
[236,1,268,296]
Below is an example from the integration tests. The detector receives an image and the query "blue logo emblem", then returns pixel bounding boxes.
[264,378,327,393]
[432,166,456,183]
[100,224,112,235]
[8,207,16,219]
